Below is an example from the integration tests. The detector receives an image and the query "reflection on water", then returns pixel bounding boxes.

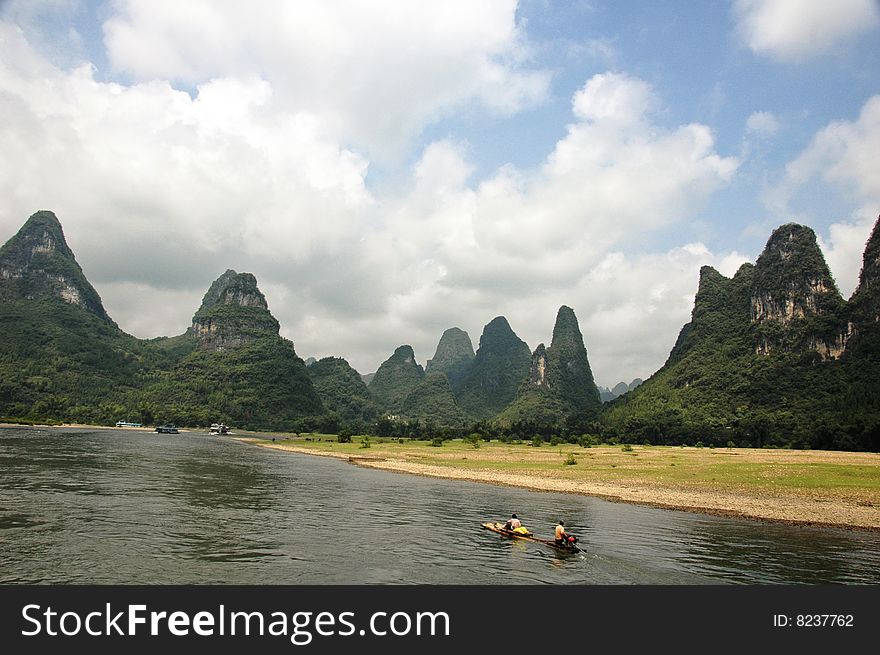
[0,426,877,584]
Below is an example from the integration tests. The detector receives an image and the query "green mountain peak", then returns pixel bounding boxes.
[855,215,880,299]
[499,305,600,423]
[0,210,111,322]
[368,344,426,413]
[189,269,280,350]
[546,304,601,412]
[307,356,376,427]
[455,316,531,420]
[750,222,847,356]
[425,327,475,388]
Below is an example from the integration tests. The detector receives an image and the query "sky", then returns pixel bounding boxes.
[1,0,879,387]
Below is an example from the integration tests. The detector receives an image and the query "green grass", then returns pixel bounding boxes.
[255,435,880,499]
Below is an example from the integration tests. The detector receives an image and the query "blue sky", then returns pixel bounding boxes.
[1,0,878,386]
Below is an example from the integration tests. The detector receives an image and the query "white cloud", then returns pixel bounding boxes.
[101,0,550,159]
[734,0,880,61]
[0,16,741,386]
[342,72,739,381]
[819,209,878,299]
[0,0,88,68]
[0,22,374,336]
[571,72,656,125]
[579,245,749,386]
[745,110,780,137]
[769,95,880,296]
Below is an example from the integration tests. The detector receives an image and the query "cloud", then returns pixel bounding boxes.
[101,0,550,159]
[745,111,780,138]
[571,72,656,125]
[768,94,880,296]
[733,0,880,61]
[818,209,879,299]
[342,72,739,381]
[0,0,89,68]
[0,16,740,386]
[0,21,374,335]
[576,245,749,386]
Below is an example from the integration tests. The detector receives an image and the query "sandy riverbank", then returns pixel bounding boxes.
[238,438,880,532]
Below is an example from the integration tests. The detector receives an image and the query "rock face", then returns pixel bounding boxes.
[602,218,880,450]
[188,269,281,350]
[425,327,475,389]
[0,210,111,322]
[750,224,849,358]
[529,343,549,387]
[455,316,531,420]
[368,345,425,414]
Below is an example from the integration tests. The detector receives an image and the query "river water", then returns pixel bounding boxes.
[0,426,877,584]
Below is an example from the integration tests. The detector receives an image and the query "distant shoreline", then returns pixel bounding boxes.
[238,437,880,533]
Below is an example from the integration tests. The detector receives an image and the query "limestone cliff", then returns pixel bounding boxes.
[188,270,280,350]
[750,224,849,358]
[0,210,111,322]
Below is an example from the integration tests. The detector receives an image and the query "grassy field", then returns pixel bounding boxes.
[247,434,880,502]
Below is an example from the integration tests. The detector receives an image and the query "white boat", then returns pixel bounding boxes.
[115,421,142,428]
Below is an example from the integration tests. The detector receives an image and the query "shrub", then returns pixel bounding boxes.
[359,436,371,449]
[563,453,577,466]
[549,435,564,447]
[695,441,704,449]
[621,444,633,452]
[531,437,543,447]
[337,428,353,443]
[430,437,444,447]
[578,434,600,448]
[726,441,736,448]
[466,433,481,449]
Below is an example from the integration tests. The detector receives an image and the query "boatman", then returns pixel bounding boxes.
[555,520,571,546]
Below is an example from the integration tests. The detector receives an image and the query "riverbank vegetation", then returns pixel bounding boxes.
[249,434,880,499]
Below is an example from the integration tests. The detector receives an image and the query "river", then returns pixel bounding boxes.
[1,426,877,584]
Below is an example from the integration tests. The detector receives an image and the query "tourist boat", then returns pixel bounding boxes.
[481,522,580,553]
[155,424,179,434]
[115,421,142,428]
